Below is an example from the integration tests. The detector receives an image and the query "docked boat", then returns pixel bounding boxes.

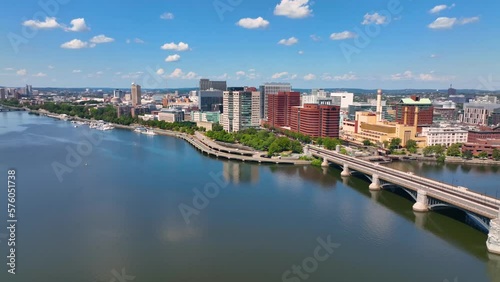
[142,129,156,136]
[134,127,146,133]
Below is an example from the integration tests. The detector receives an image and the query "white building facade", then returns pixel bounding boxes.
[421,126,468,147]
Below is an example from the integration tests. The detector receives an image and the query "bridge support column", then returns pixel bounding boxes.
[341,164,350,177]
[412,190,429,212]
[369,174,381,191]
[487,209,500,255]
[321,158,329,167]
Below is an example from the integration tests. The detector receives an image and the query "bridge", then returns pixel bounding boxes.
[0,105,25,112]
[307,145,500,255]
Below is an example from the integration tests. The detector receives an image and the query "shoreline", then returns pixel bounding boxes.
[34,110,311,166]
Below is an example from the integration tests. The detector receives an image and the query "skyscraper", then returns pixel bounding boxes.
[131,83,141,107]
[0,88,6,100]
[114,89,123,98]
[222,88,260,132]
[199,79,227,91]
[25,85,32,96]
[267,91,301,128]
[259,83,292,120]
[290,104,340,138]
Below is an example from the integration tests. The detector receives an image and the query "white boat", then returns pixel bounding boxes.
[142,129,156,136]
[134,127,146,133]
[98,124,114,131]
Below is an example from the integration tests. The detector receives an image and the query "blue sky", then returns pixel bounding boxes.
[1,0,499,89]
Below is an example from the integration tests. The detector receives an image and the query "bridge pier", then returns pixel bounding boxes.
[341,164,350,177]
[412,190,429,212]
[369,174,381,191]
[487,209,500,255]
[321,158,329,167]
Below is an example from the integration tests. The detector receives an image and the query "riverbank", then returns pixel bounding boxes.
[33,110,311,165]
[389,154,500,166]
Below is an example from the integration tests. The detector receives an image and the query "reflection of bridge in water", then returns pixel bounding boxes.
[0,105,25,112]
[307,145,500,254]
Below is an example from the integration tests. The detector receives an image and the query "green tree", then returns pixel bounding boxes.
[363,140,373,146]
[446,144,462,157]
[462,150,473,160]
[405,139,418,154]
[323,138,342,150]
[493,149,500,161]
[478,151,488,159]
[390,138,402,150]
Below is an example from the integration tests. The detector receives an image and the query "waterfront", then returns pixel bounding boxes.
[0,112,499,282]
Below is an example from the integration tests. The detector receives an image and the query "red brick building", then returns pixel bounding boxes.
[467,126,500,142]
[267,91,301,127]
[395,96,434,132]
[290,104,340,138]
[462,139,500,157]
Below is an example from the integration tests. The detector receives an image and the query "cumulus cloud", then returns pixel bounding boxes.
[303,73,316,80]
[330,31,357,40]
[272,72,289,79]
[310,34,321,41]
[274,0,312,19]
[362,13,387,25]
[428,16,479,29]
[429,4,455,14]
[48,65,55,69]
[72,70,82,73]
[22,17,61,29]
[160,12,174,20]
[33,72,47,77]
[278,37,298,46]
[134,38,145,44]
[65,18,90,32]
[165,54,181,62]
[322,72,358,81]
[156,68,165,75]
[391,70,454,81]
[61,39,92,49]
[16,69,27,76]
[168,68,198,79]
[236,17,270,29]
[298,50,304,55]
[90,35,115,44]
[161,42,190,51]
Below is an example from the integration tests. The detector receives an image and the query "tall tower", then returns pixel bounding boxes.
[131,83,142,107]
[376,89,383,122]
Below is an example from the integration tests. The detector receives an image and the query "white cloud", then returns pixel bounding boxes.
[48,65,55,69]
[65,18,90,32]
[330,31,357,40]
[156,68,165,75]
[430,54,439,58]
[236,71,246,77]
[90,35,115,44]
[161,42,190,51]
[33,72,47,77]
[72,70,82,73]
[322,72,358,81]
[391,70,414,80]
[461,17,480,24]
[310,34,321,41]
[429,4,455,14]
[165,54,181,62]
[390,70,454,81]
[274,0,312,19]
[61,39,92,49]
[236,17,270,29]
[362,13,387,25]
[4,68,14,71]
[134,38,145,44]
[22,17,61,29]
[160,12,174,20]
[278,37,298,46]
[303,73,316,80]
[96,71,104,75]
[16,69,27,76]
[167,68,198,79]
[428,16,479,29]
[272,72,289,79]
[298,50,304,55]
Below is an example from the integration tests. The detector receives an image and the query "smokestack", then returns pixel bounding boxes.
[414,106,419,128]
[376,89,383,122]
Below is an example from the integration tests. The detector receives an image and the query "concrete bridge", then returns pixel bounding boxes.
[307,145,500,255]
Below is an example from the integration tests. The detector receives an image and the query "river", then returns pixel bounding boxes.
[0,112,498,282]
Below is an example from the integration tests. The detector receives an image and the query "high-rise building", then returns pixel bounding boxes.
[198,90,224,112]
[25,85,32,96]
[113,89,123,98]
[199,79,227,91]
[222,89,260,132]
[267,91,301,128]
[395,96,434,131]
[0,88,6,100]
[302,91,354,110]
[131,83,141,107]
[259,83,292,120]
[461,103,500,126]
[290,103,340,138]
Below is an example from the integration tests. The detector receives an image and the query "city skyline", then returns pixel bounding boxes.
[1,0,499,89]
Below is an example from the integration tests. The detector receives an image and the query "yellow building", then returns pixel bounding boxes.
[342,112,426,148]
